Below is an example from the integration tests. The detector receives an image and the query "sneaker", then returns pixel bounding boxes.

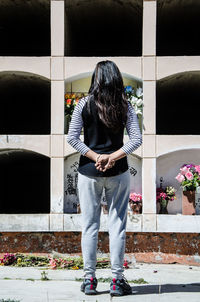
[110,276,132,296]
[80,277,98,295]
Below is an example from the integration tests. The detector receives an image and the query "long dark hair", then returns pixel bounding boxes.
[88,60,128,132]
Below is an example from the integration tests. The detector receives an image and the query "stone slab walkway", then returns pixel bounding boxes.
[0,263,200,301]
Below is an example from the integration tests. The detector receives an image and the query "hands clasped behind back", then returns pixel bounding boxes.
[95,154,115,172]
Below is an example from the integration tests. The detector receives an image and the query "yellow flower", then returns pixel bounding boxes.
[71,266,79,270]
[17,258,22,263]
[65,93,70,99]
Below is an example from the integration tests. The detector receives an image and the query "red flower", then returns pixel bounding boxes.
[123,259,129,269]
[66,99,72,105]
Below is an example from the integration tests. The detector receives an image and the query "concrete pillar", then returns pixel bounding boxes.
[51,0,65,56]
[142,158,157,214]
[51,157,64,213]
[143,0,157,56]
[142,80,156,134]
[51,81,65,134]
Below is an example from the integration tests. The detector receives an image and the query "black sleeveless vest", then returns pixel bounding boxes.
[78,96,129,177]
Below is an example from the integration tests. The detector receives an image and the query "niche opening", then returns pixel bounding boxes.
[156,71,200,135]
[0,72,51,135]
[157,0,200,56]
[64,0,143,56]
[0,149,50,214]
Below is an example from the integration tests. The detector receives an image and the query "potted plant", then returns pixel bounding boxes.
[129,192,142,214]
[156,186,176,214]
[175,164,200,215]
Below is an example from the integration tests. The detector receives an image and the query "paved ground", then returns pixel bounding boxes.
[0,262,200,301]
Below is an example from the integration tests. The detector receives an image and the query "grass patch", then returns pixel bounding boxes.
[0,299,21,302]
[40,271,50,281]
[129,278,148,284]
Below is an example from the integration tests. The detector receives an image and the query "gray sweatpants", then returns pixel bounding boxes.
[77,170,130,279]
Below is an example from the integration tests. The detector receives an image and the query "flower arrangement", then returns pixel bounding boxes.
[156,186,176,203]
[0,253,113,270]
[0,253,16,265]
[129,192,142,214]
[65,92,87,117]
[65,93,79,116]
[156,186,176,214]
[124,85,143,117]
[175,164,200,191]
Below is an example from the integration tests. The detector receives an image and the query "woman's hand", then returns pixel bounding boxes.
[95,154,115,172]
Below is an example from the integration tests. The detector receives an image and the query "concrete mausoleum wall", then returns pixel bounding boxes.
[0,0,200,264]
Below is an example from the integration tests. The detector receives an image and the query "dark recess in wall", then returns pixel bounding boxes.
[0,0,50,56]
[157,0,200,56]
[65,0,143,56]
[0,150,50,214]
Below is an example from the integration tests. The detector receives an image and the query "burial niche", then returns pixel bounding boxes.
[0,0,50,56]
[156,149,200,214]
[0,149,50,214]
[157,0,200,56]
[156,71,200,135]
[64,153,142,213]
[64,0,143,56]
[0,72,51,135]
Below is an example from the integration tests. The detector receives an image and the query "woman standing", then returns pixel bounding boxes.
[66,60,142,296]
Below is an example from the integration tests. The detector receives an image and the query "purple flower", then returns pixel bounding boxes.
[181,163,195,168]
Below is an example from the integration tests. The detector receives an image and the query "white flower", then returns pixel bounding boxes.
[130,96,138,104]
[136,87,143,98]
[136,98,143,107]
[135,108,142,115]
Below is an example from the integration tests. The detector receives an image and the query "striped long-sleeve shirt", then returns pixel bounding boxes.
[66,95,142,156]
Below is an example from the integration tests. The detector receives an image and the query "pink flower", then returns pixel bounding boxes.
[185,171,193,181]
[160,192,167,199]
[180,166,189,175]
[195,165,200,174]
[49,258,57,269]
[175,173,185,183]
[129,192,142,202]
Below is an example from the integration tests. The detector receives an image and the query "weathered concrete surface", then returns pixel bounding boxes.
[0,263,200,301]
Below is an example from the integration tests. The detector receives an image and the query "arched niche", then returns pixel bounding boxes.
[64,73,143,134]
[0,0,50,56]
[64,0,143,56]
[65,73,142,94]
[156,149,200,214]
[0,71,51,134]
[156,71,200,135]
[64,153,142,213]
[0,149,50,214]
[157,0,200,56]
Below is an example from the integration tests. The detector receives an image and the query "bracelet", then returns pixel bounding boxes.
[96,154,101,162]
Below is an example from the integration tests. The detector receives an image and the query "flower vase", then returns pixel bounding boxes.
[182,190,195,215]
[64,114,71,134]
[195,187,200,215]
[129,200,142,214]
[159,199,168,214]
